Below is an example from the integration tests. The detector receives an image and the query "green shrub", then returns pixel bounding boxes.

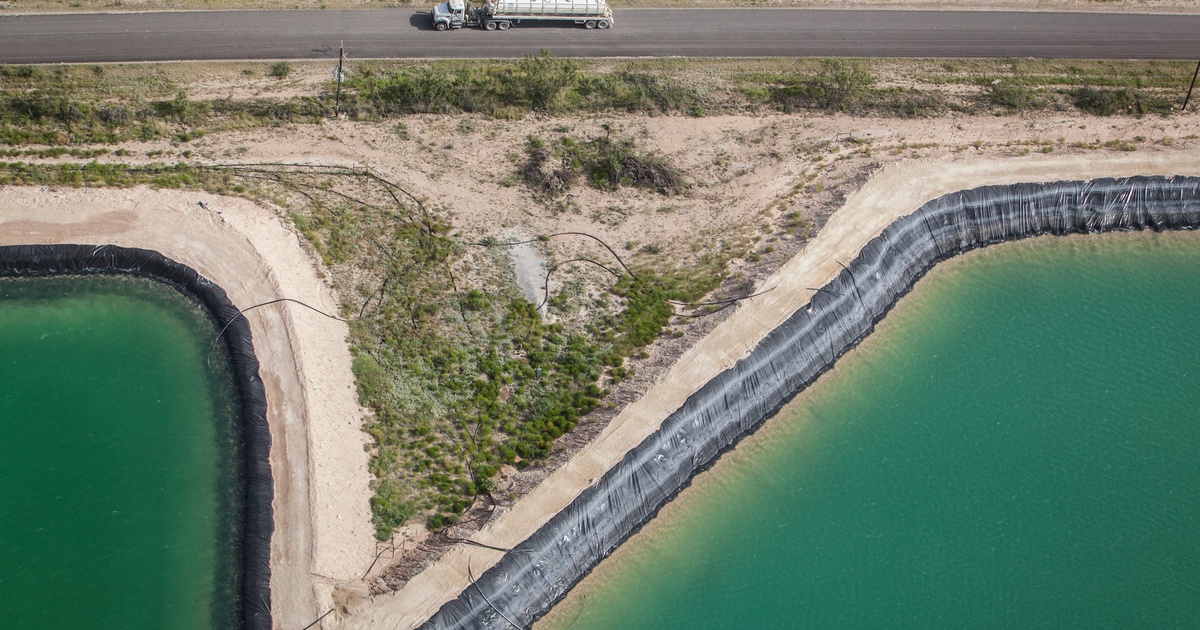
[581,71,704,114]
[986,79,1040,110]
[513,49,579,111]
[459,289,489,312]
[766,59,876,113]
[867,87,947,117]
[352,351,389,403]
[269,61,292,78]
[806,59,875,112]
[371,478,415,540]
[522,133,683,196]
[1071,86,1174,116]
[154,91,210,126]
[611,274,674,353]
[741,85,772,104]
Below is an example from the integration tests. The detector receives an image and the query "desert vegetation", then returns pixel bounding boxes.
[1,58,1192,153]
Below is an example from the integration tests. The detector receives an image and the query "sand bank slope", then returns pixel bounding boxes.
[0,186,374,629]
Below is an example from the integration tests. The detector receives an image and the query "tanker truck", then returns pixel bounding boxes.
[431,0,613,31]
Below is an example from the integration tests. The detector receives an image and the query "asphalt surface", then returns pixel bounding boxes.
[3,9,1200,63]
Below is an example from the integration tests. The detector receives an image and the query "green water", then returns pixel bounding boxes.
[546,233,1200,630]
[0,275,244,630]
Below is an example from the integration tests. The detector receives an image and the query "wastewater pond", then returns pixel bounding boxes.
[0,274,244,630]
[543,232,1200,630]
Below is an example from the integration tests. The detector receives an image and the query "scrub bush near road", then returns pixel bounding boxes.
[808,58,876,111]
[985,78,1042,111]
[862,87,948,118]
[345,51,705,116]
[1071,86,1175,116]
[768,59,875,113]
[0,59,1191,151]
[269,61,293,79]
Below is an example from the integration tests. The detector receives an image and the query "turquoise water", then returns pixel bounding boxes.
[544,233,1200,630]
[0,275,243,630]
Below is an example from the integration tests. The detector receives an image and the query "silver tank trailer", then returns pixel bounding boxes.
[432,0,613,30]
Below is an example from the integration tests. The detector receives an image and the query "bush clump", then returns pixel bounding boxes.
[270,61,293,78]
[865,87,948,117]
[985,79,1041,111]
[522,133,684,196]
[348,51,702,117]
[1071,86,1174,116]
[371,478,416,540]
[806,58,876,112]
[770,59,876,113]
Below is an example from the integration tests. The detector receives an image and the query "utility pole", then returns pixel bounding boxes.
[1183,59,1200,112]
[334,42,346,117]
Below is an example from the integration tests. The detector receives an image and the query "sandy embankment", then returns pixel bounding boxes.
[0,187,375,629]
[351,148,1200,629]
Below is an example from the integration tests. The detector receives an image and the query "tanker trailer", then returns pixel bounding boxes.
[432,0,613,31]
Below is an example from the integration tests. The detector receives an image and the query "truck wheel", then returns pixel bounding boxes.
[585,20,596,29]
[597,19,610,29]
[498,21,511,30]
[484,20,497,30]
[435,22,447,31]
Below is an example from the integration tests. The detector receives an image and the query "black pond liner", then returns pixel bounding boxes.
[0,243,273,630]
[423,175,1200,629]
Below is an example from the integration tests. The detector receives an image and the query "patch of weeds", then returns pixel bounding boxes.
[782,210,813,238]
[371,478,416,540]
[770,59,875,113]
[1071,86,1174,116]
[807,59,875,112]
[348,52,702,117]
[0,161,236,191]
[269,61,293,78]
[523,133,684,196]
[866,87,947,117]
[985,78,1041,111]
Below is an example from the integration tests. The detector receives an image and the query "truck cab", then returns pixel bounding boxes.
[432,0,468,30]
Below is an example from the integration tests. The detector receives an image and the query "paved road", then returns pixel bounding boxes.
[3,9,1200,63]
